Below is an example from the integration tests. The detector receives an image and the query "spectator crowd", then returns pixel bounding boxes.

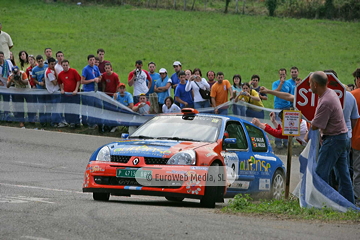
[1,22,360,207]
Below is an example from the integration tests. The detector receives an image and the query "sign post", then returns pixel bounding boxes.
[294,72,345,122]
[282,110,302,199]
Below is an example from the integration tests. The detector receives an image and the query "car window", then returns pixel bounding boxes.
[223,121,248,150]
[244,123,268,152]
[131,115,222,142]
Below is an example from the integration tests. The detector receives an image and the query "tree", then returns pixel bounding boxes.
[325,0,335,19]
[225,0,231,14]
[265,0,277,17]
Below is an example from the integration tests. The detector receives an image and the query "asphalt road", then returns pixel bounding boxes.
[0,126,359,240]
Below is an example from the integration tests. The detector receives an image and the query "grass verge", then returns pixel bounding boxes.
[221,194,360,223]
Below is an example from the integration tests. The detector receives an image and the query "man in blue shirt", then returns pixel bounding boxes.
[32,55,48,89]
[272,68,293,149]
[286,66,299,94]
[175,71,194,108]
[155,68,172,112]
[81,54,101,92]
[171,61,182,106]
[147,61,160,95]
[31,55,48,126]
[81,54,102,128]
[114,83,134,109]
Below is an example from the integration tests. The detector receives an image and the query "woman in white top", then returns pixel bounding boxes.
[162,96,181,113]
[231,74,245,116]
[185,68,210,109]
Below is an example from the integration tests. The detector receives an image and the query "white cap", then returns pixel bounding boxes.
[173,61,181,66]
[159,68,167,73]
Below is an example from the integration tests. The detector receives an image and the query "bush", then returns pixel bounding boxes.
[265,0,278,16]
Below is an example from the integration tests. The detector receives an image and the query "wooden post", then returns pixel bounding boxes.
[284,136,293,199]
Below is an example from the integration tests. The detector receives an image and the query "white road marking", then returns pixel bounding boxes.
[21,236,51,240]
[0,196,54,204]
[0,182,84,194]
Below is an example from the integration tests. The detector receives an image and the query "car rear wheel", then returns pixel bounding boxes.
[271,170,285,200]
[200,162,221,208]
[93,192,110,201]
[165,196,184,202]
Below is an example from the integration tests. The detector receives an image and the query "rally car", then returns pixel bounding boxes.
[83,109,285,208]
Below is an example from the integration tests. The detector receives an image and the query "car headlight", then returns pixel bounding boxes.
[96,146,111,162]
[167,150,196,165]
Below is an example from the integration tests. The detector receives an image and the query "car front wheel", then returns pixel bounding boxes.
[93,192,110,201]
[200,162,222,208]
[165,196,184,202]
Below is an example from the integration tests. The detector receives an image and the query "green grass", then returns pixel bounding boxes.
[222,194,360,222]
[1,0,359,108]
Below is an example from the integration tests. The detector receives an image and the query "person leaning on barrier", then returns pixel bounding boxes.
[235,82,264,118]
[132,93,150,115]
[7,66,30,128]
[252,110,308,146]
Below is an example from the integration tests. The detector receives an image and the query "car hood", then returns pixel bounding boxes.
[107,139,212,158]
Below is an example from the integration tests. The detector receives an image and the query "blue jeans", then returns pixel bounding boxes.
[194,100,210,109]
[316,133,354,203]
[232,104,246,116]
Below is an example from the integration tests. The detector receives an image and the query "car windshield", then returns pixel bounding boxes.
[131,115,222,142]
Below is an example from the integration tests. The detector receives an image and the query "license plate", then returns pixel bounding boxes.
[116,169,152,179]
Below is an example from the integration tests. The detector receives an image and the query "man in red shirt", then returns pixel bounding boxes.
[58,59,81,127]
[101,63,120,97]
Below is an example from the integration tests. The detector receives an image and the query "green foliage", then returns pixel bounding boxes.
[222,194,360,222]
[265,0,277,16]
[1,0,359,108]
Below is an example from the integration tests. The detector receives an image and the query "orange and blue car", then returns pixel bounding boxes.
[83,109,285,208]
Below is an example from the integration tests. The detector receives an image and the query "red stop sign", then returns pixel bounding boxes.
[294,72,345,122]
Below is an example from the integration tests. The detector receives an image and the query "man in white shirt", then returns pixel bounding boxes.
[0,23,13,60]
[45,57,67,127]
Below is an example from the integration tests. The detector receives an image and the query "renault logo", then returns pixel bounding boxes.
[132,158,139,165]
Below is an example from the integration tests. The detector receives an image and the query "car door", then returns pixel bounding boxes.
[243,123,273,192]
[222,121,254,191]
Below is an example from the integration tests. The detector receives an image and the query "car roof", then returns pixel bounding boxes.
[159,112,253,126]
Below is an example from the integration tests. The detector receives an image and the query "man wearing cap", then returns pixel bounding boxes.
[0,23,13,60]
[114,83,134,109]
[7,66,30,127]
[155,68,172,112]
[171,61,182,92]
[128,60,152,105]
[133,93,151,115]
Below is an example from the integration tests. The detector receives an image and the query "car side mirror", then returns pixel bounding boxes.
[121,133,129,139]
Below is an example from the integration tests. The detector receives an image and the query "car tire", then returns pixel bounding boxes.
[200,162,220,208]
[93,192,110,201]
[270,169,285,200]
[165,196,184,202]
